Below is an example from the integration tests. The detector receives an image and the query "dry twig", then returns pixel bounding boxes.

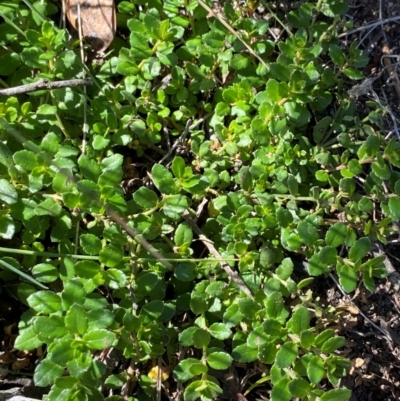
[182,210,254,300]
[382,43,400,99]
[0,78,92,97]
[338,15,400,38]
[328,273,392,342]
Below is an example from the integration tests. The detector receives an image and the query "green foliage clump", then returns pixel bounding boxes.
[0,0,398,400]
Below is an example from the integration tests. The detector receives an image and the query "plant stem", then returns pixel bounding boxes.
[0,247,99,260]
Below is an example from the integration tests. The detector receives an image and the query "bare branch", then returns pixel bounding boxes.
[0,78,93,97]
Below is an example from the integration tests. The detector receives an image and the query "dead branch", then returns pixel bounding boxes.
[0,78,93,97]
[382,43,400,100]
[182,210,254,300]
[329,272,393,342]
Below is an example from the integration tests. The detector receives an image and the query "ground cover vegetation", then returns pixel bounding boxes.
[0,0,399,400]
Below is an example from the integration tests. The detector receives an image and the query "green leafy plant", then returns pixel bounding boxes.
[0,0,397,400]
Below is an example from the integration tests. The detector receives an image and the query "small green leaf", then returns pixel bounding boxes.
[192,328,211,348]
[343,68,363,80]
[174,223,193,246]
[135,272,159,295]
[174,358,206,381]
[265,79,281,103]
[325,223,347,248]
[80,234,102,256]
[300,330,315,348]
[133,187,159,209]
[36,198,62,217]
[83,329,116,350]
[0,178,18,204]
[74,261,101,279]
[105,373,126,389]
[307,355,325,384]
[297,221,319,246]
[0,52,20,75]
[275,341,298,368]
[287,174,299,196]
[186,62,207,80]
[276,208,293,227]
[163,194,189,219]
[190,294,210,314]
[140,300,164,322]
[239,298,261,320]
[47,337,75,365]
[281,228,302,251]
[0,214,16,240]
[21,47,46,68]
[372,160,391,180]
[61,278,85,309]
[208,323,232,340]
[287,306,310,335]
[266,292,283,319]
[178,326,196,346]
[223,303,243,327]
[171,156,186,179]
[276,258,293,280]
[313,116,331,144]
[349,237,370,262]
[259,342,278,364]
[329,44,346,67]
[230,53,250,70]
[14,326,43,350]
[65,304,88,335]
[284,102,310,125]
[34,316,68,341]
[27,290,61,314]
[270,62,291,81]
[388,197,400,220]
[13,150,38,171]
[338,264,357,292]
[174,262,196,281]
[151,164,179,194]
[321,336,345,353]
[207,351,233,370]
[307,254,328,276]
[271,377,291,401]
[320,388,352,401]
[319,247,337,265]
[31,263,59,283]
[104,268,126,289]
[87,309,114,330]
[99,243,124,267]
[315,329,335,348]
[259,247,276,269]
[232,344,258,363]
[78,154,101,181]
[288,377,311,398]
[34,359,64,387]
[52,169,75,193]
